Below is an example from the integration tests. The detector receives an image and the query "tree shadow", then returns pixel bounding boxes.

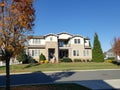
[0,71,75,87]
[0,71,118,89]
[112,60,120,66]
[23,63,39,68]
[50,71,74,81]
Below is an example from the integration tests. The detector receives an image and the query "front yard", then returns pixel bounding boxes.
[0,62,120,74]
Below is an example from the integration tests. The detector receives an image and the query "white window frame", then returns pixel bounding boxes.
[73,50,79,56]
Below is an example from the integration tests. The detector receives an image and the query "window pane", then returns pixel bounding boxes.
[77,50,79,56]
[35,49,37,56]
[73,50,76,56]
[78,39,80,44]
[74,39,77,44]
[37,49,40,56]
[83,50,85,56]
[50,37,52,41]
[32,50,34,56]
[87,50,89,56]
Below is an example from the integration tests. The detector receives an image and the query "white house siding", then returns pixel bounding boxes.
[70,44,85,60]
[58,33,72,39]
[29,39,45,45]
[70,37,84,45]
[83,49,92,60]
[28,49,46,61]
[27,32,92,62]
[45,35,58,42]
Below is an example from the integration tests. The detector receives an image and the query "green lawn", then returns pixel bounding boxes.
[0,62,120,74]
[0,83,90,90]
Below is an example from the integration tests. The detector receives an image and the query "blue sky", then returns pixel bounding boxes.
[33,0,120,52]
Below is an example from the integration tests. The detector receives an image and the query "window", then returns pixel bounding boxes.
[74,39,80,44]
[74,39,77,44]
[32,50,34,56]
[31,49,40,56]
[33,39,41,44]
[77,50,79,56]
[73,50,79,56]
[50,37,52,41]
[78,39,80,44]
[35,49,37,56]
[83,50,89,56]
[73,50,76,56]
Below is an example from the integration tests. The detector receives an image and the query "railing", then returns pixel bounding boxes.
[59,44,70,47]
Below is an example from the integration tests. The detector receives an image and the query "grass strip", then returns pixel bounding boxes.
[0,83,90,90]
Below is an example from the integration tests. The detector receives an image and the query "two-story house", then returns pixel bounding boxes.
[27,32,92,62]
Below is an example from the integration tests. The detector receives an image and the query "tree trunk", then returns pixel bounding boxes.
[5,56,10,90]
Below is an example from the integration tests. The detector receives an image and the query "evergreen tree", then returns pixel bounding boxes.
[39,53,46,61]
[16,50,27,63]
[92,33,104,62]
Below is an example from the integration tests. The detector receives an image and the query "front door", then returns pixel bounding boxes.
[59,49,68,58]
[48,49,55,60]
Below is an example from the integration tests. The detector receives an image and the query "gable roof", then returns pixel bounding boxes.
[57,32,73,36]
[31,36,44,39]
[45,33,58,37]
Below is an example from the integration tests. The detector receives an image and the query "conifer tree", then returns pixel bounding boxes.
[92,33,104,62]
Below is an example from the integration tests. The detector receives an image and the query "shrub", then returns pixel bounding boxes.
[87,59,91,62]
[74,59,81,62]
[44,60,49,63]
[22,56,38,64]
[60,57,72,62]
[82,59,86,62]
[105,59,112,63]
[39,53,46,61]
[28,56,38,64]
[107,57,115,60]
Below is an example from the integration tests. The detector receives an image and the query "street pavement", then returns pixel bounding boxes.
[0,69,120,90]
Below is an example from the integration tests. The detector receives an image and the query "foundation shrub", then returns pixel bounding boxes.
[60,57,72,62]
[74,59,82,62]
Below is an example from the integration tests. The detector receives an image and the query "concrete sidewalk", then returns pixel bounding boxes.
[76,79,120,90]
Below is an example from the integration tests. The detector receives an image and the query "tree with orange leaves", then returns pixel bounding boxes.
[113,37,120,57]
[0,0,35,90]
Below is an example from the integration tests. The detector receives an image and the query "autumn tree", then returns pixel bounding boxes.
[92,33,104,62]
[113,37,120,56]
[0,0,35,90]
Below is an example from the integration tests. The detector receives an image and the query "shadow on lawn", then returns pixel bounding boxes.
[23,63,40,68]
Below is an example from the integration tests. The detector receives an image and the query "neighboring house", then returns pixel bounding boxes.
[27,32,92,62]
[104,49,115,59]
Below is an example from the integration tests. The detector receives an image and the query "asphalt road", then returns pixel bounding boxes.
[0,70,120,87]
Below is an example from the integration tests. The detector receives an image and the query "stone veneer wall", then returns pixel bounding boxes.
[70,44,92,61]
[45,42,59,63]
